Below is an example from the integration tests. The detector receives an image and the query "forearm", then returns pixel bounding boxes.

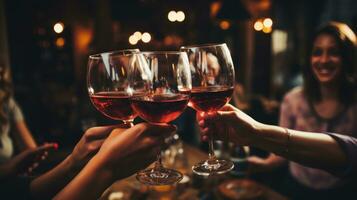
[54,155,114,200]
[30,155,78,199]
[254,124,348,170]
[15,121,37,149]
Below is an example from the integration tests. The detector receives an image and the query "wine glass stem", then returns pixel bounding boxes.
[154,149,163,170]
[208,134,216,161]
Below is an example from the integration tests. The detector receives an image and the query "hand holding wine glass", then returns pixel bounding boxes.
[181,43,235,176]
[87,49,139,127]
[129,51,191,185]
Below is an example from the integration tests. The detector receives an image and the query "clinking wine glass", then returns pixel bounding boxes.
[181,43,235,176]
[87,49,139,127]
[129,51,191,185]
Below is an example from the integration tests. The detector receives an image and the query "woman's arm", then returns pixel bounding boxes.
[9,98,37,150]
[29,125,122,200]
[198,104,348,172]
[255,124,347,170]
[13,121,37,150]
[54,123,174,200]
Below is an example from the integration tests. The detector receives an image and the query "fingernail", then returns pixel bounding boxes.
[198,120,204,126]
[53,143,59,150]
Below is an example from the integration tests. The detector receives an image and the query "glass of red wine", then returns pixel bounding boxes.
[87,49,139,127]
[181,43,235,176]
[130,51,191,185]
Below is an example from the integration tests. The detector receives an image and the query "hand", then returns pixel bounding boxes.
[68,124,129,172]
[53,123,176,200]
[197,104,263,145]
[94,123,176,180]
[247,156,272,174]
[0,143,57,177]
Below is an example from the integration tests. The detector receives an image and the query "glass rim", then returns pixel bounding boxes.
[180,43,227,50]
[89,49,140,59]
[133,51,186,55]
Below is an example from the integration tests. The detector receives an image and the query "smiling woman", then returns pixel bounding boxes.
[311,33,342,84]
[306,21,356,106]
[243,21,357,199]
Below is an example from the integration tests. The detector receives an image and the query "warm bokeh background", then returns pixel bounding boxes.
[0,0,356,146]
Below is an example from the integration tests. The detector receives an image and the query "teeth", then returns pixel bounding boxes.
[320,69,330,73]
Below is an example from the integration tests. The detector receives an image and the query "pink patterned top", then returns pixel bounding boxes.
[279,86,357,189]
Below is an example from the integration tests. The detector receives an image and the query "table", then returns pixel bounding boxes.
[100,143,288,200]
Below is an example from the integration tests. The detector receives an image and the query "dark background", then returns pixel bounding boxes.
[1,0,356,146]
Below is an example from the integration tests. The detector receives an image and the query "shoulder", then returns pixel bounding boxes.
[6,97,24,121]
[282,86,305,103]
[7,97,20,110]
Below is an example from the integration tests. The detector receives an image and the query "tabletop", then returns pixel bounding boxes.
[100,143,288,200]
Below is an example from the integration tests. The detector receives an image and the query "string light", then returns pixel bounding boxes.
[263,18,273,28]
[219,20,230,30]
[167,10,185,22]
[176,11,185,22]
[129,35,138,45]
[254,18,273,34]
[254,21,263,31]
[168,11,176,22]
[141,32,151,43]
[53,22,64,34]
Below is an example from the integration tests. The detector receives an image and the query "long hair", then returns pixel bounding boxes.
[0,61,13,126]
[303,21,357,105]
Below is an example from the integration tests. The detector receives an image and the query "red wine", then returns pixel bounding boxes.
[131,94,189,123]
[189,86,233,112]
[90,91,136,121]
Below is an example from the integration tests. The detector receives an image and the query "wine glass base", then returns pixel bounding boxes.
[192,159,234,176]
[136,167,183,185]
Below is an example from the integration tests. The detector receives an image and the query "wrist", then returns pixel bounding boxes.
[253,123,291,155]
[65,154,81,174]
[87,155,115,184]
[250,122,268,145]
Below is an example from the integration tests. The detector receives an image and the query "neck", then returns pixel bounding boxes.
[319,83,339,100]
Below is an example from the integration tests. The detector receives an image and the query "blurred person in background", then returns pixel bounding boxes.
[232,21,356,199]
[1,123,173,200]
[0,57,47,174]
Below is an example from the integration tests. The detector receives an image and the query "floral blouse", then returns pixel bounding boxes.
[279,86,357,189]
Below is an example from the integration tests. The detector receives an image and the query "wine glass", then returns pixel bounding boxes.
[129,51,191,185]
[87,49,139,127]
[181,43,235,176]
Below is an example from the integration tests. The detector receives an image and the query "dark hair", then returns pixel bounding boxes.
[303,21,356,105]
[0,60,13,125]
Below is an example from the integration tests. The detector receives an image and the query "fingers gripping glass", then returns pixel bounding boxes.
[181,43,235,176]
[129,51,192,185]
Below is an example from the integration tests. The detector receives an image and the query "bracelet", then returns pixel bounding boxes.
[283,128,291,153]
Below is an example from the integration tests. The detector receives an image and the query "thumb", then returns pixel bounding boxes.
[217,104,238,112]
[214,110,238,123]
[146,123,177,135]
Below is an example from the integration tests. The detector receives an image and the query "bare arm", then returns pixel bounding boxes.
[255,124,347,171]
[13,121,37,150]
[198,104,348,172]
[30,125,120,199]
[54,123,174,200]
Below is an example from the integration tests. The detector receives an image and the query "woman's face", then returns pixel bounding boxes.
[311,33,342,85]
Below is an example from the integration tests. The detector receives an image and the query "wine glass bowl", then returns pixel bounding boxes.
[181,43,235,176]
[130,94,189,123]
[189,86,234,113]
[87,49,139,126]
[130,51,191,185]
